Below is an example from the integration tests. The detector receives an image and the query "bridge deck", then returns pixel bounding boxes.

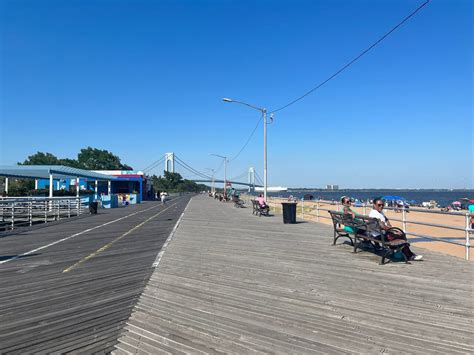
[0,196,191,353]
[115,195,473,354]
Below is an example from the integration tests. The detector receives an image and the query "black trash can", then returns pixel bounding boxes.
[89,201,98,215]
[281,202,297,224]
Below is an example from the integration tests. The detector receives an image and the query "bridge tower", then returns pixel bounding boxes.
[248,167,255,192]
[164,152,175,173]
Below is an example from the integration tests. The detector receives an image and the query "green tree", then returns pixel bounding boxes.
[18,149,133,170]
[77,147,133,170]
[5,178,35,195]
[58,158,82,168]
[152,171,208,193]
[20,152,60,165]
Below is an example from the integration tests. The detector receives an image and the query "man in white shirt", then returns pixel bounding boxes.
[369,197,423,261]
[160,191,167,205]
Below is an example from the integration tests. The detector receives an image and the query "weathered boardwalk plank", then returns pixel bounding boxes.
[115,195,473,354]
[0,196,191,353]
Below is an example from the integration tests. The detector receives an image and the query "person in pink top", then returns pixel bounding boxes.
[256,194,269,213]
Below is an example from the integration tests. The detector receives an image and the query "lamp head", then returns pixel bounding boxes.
[222,98,233,102]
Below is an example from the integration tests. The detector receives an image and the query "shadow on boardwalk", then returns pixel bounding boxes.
[115,195,474,354]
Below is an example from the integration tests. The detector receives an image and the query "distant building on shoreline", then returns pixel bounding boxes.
[326,184,339,191]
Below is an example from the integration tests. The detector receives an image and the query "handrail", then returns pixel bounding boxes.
[387,216,467,232]
[382,205,471,217]
[0,196,87,231]
[0,196,85,201]
[404,232,466,246]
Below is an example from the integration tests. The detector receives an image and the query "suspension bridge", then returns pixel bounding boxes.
[141,152,265,190]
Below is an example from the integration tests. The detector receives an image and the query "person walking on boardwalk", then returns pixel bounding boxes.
[160,191,167,205]
[369,197,423,261]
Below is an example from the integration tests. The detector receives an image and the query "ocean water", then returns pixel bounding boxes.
[266,190,474,207]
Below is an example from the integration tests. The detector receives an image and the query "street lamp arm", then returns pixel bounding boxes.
[209,153,227,160]
[222,98,265,112]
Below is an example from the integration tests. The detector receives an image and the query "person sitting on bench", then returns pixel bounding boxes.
[256,194,269,214]
[341,197,371,246]
[369,197,423,261]
[341,196,362,234]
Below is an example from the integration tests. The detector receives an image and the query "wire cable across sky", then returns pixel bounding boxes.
[270,0,431,114]
[229,112,264,163]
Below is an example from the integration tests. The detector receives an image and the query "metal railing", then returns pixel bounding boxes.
[255,196,473,261]
[0,197,88,231]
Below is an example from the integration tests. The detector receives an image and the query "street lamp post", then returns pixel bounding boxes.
[205,168,215,194]
[222,98,271,201]
[209,154,228,198]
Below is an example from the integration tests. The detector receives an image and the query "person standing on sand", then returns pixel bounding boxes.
[369,197,423,261]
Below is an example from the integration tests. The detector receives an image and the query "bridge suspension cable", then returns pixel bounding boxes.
[254,171,264,186]
[174,155,212,180]
[142,155,166,174]
[174,160,210,179]
[229,171,248,182]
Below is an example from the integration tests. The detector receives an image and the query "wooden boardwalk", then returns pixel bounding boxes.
[115,195,473,354]
[0,196,191,353]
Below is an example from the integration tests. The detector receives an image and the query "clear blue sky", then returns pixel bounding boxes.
[1,0,472,188]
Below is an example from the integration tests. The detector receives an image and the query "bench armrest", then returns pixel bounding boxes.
[383,227,407,242]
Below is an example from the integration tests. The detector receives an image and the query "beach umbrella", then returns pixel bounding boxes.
[452,201,461,205]
[382,195,406,201]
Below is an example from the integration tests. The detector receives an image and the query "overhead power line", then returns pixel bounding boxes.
[229,113,264,163]
[270,0,430,114]
[214,159,225,175]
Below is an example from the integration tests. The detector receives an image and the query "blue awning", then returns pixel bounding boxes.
[0,165,118,181]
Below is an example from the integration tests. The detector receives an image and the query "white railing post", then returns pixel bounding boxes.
[465,213,471,261]
[402,207,407,233]
[363,204,367,216]
[76,197,80,216]
[68,199,71,218]
[29,201,32,226]
[11,202,15,229]
[317,201,320,222]
[44,200,48,223]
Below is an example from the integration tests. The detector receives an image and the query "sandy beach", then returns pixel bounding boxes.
[263,197,472,261]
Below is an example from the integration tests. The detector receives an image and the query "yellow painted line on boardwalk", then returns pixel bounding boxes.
[63,202,179,273]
